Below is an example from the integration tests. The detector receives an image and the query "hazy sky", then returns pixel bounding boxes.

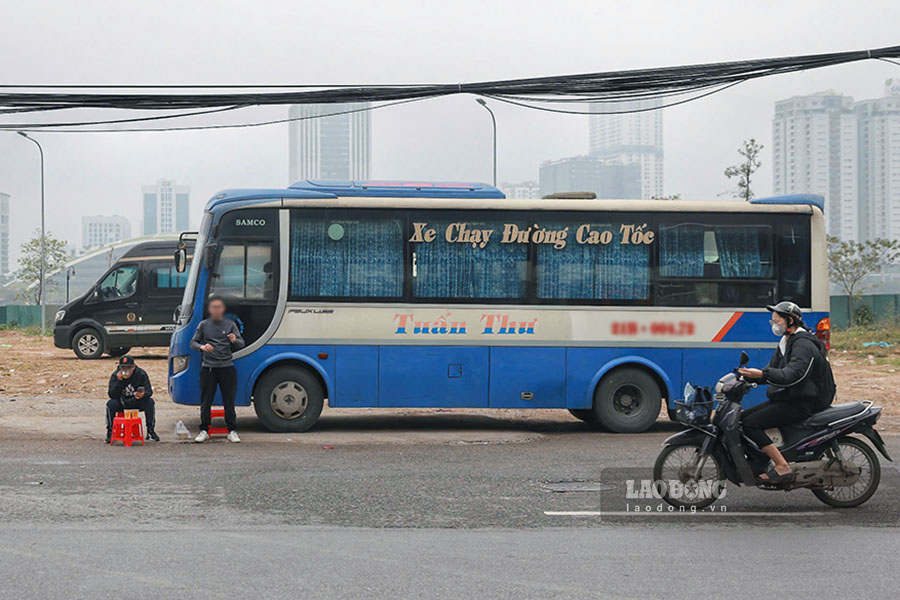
[2,0,899,264]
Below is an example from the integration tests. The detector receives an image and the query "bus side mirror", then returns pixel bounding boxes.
[174,246,187,273]
[739,351,750,366]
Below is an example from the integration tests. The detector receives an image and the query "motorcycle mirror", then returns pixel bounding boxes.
[739,351,750,366]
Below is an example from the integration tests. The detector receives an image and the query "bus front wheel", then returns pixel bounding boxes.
[253,366,324,433]
[591,368,661,433]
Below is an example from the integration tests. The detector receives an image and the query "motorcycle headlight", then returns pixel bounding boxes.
[54,310,66,322]
[171,355,190,375]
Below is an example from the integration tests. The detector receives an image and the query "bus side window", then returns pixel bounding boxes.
[777,221,811,307]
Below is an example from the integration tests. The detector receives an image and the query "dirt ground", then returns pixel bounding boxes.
[0,330,898,440]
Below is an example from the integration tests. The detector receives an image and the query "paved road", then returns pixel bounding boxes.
[1,420,898,598]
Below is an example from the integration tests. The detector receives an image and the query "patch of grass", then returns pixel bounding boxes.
[832,325,900,353]
[0,324,46,337]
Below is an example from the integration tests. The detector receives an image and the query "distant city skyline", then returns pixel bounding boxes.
[288,103,371,183]
[142,179,190,236]
[773,79,900,242]
[539,156,641,199]
[499,181,540,199]
[81,214,132,249]
[589,98,664,198]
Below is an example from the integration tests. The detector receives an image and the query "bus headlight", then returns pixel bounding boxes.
[54,310,66,322]
[171,355,190,375]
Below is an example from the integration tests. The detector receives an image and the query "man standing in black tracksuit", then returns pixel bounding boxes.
[106,355,158,443]
[190,296,245,443]
[738,301,828,483]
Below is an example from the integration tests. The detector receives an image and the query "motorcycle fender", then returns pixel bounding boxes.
[662,428,714,447]
[860,428,892,462]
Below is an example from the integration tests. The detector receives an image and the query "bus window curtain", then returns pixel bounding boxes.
[290,218,403,297]
[414,221,527,299]
[659,224,704,277]
[716,226,772,279]
[537,223,649,300]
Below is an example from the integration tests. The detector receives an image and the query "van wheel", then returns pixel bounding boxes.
[253,366,324,433]
[108,347,131,358]
[591,368,661,433]
[72,328,105,360]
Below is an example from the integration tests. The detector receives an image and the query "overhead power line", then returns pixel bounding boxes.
[1,45,898,132]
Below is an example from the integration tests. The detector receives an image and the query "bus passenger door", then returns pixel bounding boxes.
[378,347,489,408]
[207,209,280,348]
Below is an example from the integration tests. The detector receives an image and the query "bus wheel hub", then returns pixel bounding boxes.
[613,385,641,414]
[271,381,308,419]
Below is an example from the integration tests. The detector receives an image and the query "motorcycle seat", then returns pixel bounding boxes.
[799,402,866,428]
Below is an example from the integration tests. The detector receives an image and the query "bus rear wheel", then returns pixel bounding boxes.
[591,368,661,433]
[253,366,324,433]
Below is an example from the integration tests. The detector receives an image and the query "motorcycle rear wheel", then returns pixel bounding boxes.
[653,443,724,510]
[811,436,881,508]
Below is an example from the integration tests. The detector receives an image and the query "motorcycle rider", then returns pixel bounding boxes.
[737,301,828,483]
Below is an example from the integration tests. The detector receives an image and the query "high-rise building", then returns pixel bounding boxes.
[0,192,9,280]
[288,103,371,183]
[773,81,900,242]
[589,98,664,198]
[499,181,540,199]
[855,80,900,242]
[81,215,132,249]
[772,92,859,240]
[539,156,641,199]
[142,179,190,235]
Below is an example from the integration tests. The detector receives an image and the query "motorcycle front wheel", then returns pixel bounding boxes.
[812,436,881,508]
[653,443,724,510]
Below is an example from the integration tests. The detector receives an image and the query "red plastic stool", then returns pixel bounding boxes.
[208,408,229,436]
[111,411,144,447]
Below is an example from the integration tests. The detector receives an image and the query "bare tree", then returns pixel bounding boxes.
[724,138,763,202]
[827,236,900,326]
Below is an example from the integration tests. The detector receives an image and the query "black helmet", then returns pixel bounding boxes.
[766,301,803,325]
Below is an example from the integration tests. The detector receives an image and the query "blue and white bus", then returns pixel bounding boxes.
[168,180,830,433]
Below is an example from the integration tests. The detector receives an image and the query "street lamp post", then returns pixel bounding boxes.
[17,132,46,336]
[475,98,497,186]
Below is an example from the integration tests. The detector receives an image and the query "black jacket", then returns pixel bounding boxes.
[108,366,153,408]
[761,330,826,412]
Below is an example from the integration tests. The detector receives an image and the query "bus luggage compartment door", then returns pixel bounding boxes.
[489,347,566,408]
[378,346,489,407]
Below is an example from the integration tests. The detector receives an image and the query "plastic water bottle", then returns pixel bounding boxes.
[174,420,190,440]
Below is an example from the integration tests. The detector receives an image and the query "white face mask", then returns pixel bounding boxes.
[771,321,786,336]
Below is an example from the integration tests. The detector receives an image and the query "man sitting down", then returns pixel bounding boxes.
[106,355,158,443]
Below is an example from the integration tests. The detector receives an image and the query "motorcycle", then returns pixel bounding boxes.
[653,351,892,509]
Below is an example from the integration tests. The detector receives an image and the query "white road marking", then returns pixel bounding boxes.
[544,511,828,517]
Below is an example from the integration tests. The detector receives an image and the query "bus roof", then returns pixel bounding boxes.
[204,182,824,213]
[750,194,825,212]
[289,180,506,199]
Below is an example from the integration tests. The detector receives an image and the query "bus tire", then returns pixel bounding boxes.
[72,328,105,360]
[591,368,661,433]
[253,366,324,433]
